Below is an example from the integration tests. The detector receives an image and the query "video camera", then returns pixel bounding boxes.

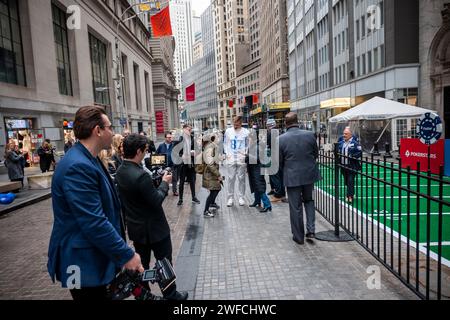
[144,154,172,188]
[108,258,176,300]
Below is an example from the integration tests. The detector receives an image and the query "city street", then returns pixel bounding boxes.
[0,0,449,303]
[0,176,418,300]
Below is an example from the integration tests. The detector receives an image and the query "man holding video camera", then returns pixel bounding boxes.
[48,106,144,301]
[115,134,188,301]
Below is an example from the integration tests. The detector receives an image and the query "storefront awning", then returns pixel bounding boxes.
[320,98,353,109]
[251,107,263,116]
[269,102,291,112]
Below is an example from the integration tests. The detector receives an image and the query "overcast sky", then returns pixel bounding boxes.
[191,0,211,16]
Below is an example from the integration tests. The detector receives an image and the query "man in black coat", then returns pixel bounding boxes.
[38,139,55,173]
[279,113,322,245]
[174,125,200,206]
[115,134,188,301]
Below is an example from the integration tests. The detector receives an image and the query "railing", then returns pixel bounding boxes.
[314,144,450,300]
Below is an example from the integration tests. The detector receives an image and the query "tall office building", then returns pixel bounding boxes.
[213,0,250,129]
[236,0,261,127]
[182,4,218,129]
[170,0,194,101]
[193,15,202,38]
[259,0,290,128]
[288,0,420,145]
[193,32,203,64]
[0,0,154,159]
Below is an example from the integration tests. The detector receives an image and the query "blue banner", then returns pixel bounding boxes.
[445,140,450,177]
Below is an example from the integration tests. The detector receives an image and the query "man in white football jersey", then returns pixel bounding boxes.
[224,116,250,207]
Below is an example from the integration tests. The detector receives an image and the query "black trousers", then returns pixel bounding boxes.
[133,236,176,298]
[70,286,109,301]
[171,165,180,193]
[286,184,316,241]
[341,167,356,197]
[204,190,220,213]
[178,164,196,199]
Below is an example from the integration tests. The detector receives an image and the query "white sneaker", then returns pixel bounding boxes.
[238,197,245,206]
[227,198,234,207]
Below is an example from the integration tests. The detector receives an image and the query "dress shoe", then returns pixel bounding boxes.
[177,200,183,206]
[192,197,201,204]
[166,290,189,301]
[292,237,305,245]
[259,207,272,213]
[306,233,316,239]
[249,203,261,208]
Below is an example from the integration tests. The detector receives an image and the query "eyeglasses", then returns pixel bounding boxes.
[100,124,113,131]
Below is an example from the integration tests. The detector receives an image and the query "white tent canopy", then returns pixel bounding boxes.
[328,97,435,123]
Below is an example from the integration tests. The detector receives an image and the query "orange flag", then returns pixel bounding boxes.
[151,6,173,37]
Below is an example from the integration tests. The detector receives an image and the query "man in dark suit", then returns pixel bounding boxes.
[48,106,144,300]
[115,134,188,301]
[175,125,200,206]
[157,132,179,196]
[279,113,322,245]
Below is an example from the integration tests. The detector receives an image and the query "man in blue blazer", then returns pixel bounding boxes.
[338,127,362,203]
[48,106,144,300]
[156,132,179,196]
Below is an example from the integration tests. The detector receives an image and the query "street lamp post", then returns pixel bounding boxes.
[113,1,161,130]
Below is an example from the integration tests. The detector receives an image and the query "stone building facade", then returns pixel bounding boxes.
[419,1,450,138]
[0,0,155,160]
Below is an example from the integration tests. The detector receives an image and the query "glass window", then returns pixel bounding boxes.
[52,3,72,96]
[0,0,26,86]
[356,20,360,41]
[374,48,378,70]
[89,33,110,105]
[361,15,366,37]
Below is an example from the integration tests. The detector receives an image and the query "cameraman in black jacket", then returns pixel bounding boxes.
[115,134,188,301]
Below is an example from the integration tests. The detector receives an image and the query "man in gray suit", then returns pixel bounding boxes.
[279,113,322,245]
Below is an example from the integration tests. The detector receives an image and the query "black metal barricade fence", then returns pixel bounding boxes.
[314,144,450,300]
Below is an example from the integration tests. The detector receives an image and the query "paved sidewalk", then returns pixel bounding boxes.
[176,186,418,300]
[0,170,419,300]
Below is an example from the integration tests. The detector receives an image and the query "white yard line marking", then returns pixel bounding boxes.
[315,188,450,268]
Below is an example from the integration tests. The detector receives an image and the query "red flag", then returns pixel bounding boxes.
[151,6,173,37]
[186,83,195,101]
[252,94,259,105]
[228,100,234,108]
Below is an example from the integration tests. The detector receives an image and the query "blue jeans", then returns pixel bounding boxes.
[254,192,271,209]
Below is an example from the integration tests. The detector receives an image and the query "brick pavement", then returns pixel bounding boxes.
[0,172,420,300]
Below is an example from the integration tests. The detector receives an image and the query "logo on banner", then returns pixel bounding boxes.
[416,112,443,145]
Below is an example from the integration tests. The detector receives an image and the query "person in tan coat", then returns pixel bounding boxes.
[202,134,222,218]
